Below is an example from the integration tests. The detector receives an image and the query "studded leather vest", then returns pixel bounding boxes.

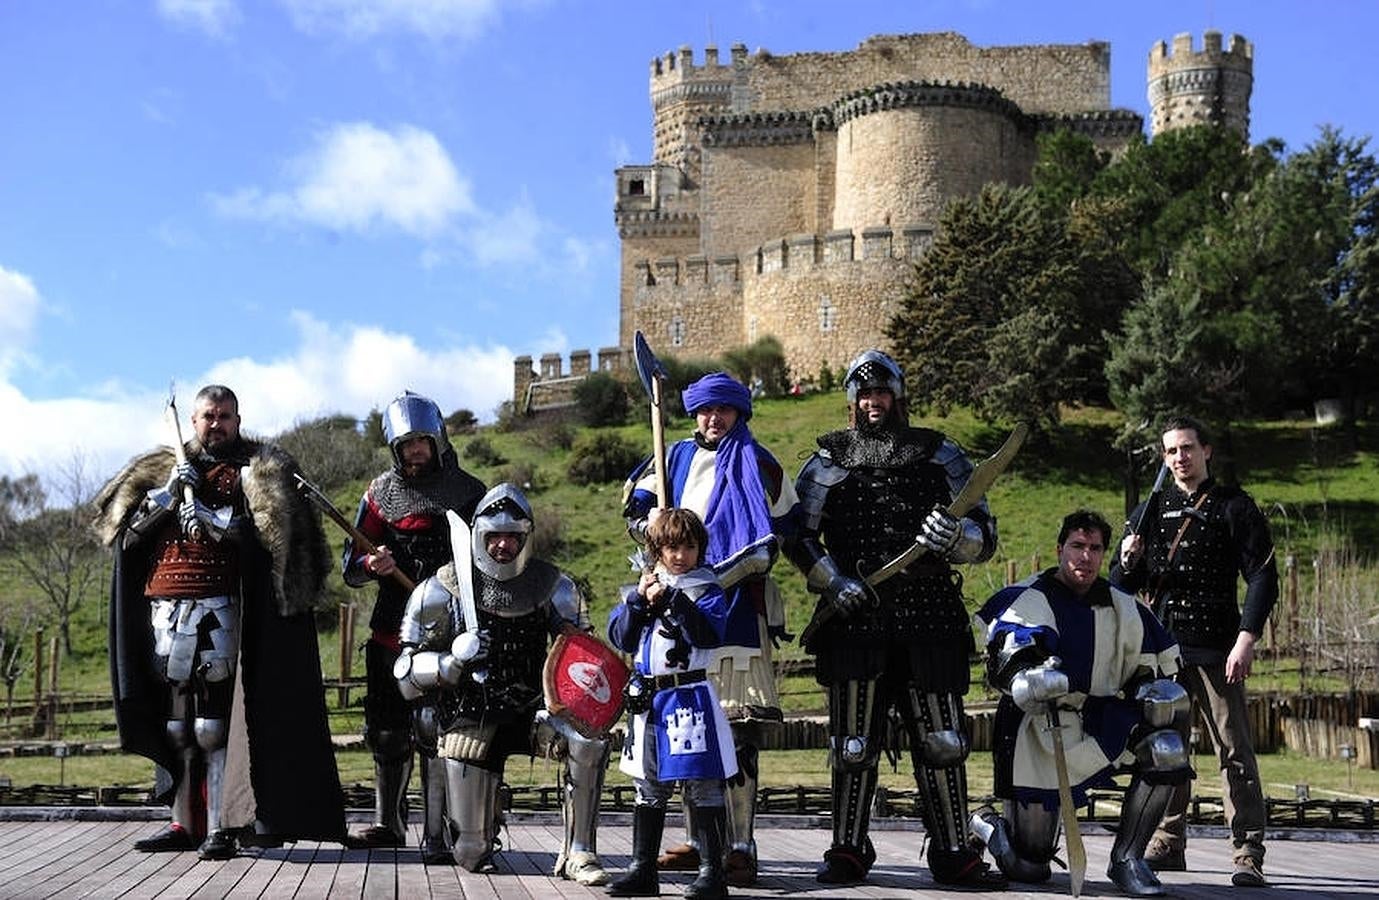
[818,430,971,642]
[1146,485,1241,648]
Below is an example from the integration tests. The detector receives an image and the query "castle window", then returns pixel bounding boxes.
[628,178,646,196]
[669,317,686,347]
[818,296,837,332]
[748,316,758,342]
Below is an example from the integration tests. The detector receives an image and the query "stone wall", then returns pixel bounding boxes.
[1148,31,1253,137]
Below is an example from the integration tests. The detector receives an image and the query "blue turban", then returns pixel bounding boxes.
[681,372,753,420]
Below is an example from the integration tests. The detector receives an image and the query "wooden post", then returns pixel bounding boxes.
[1031,553,1041,575]
[1286,554,1299,655]
[31,628,44,735]
[46,634,59,740]
[338,603,351,708]
[1005,560,1017,585]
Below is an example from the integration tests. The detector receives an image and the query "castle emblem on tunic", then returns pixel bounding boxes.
[666,706,708,755]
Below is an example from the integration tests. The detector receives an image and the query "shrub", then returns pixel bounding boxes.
[530,504,565,557]
[463,436,506,467]
[524,422,576,452]
[498,461,546,494]
[573,372,632,426]
[446,408,478,435]
[722,336,791,397]
[275,415,377,491]
[567,433,644,486]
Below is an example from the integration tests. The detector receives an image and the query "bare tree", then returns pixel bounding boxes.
[10,453,104,655]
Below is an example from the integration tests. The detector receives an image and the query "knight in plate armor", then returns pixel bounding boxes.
[393,483,610,884]
[342,391,485,861]
[972,510,1190,897]
[621,371,798,887]
[784,350,1004,888]
[95,384,345,860]
[1111,415,1278,888]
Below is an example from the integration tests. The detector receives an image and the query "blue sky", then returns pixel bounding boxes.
[1,0,1375,483]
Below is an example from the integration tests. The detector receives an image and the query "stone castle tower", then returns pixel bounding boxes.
[516,30,1251,411]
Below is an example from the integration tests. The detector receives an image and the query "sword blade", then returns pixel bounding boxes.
[1048,706,1086,897]
[446,510,480,637]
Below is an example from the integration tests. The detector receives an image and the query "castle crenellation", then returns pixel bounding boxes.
[515,29,1254,413]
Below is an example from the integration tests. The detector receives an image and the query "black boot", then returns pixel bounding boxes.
[684,805,728,900]
[608,804,665,897]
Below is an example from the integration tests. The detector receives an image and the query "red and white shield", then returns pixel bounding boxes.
[543,631,631,738]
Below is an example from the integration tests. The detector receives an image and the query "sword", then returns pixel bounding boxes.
[294,473,415,593]
[1048,699,1086,897]
[446,510,486,683]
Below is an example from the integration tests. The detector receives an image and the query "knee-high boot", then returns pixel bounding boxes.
[608,804,665,897]
[684,805,729,900]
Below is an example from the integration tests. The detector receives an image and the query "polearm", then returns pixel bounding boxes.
[294,473,415,593]
[1130,463,1170,536]
[798,422,1029,647]
[633,330,671,510]
[164,385,202,541]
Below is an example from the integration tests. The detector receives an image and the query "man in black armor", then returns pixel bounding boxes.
[343,391,484,861]
[785,350,1005,889]
[1111,415,1278,888]
[393,483,611,884]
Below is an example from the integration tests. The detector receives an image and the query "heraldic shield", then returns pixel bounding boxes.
[543,631,630,739]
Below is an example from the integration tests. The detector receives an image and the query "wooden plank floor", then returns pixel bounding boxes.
[1,815,1377,899]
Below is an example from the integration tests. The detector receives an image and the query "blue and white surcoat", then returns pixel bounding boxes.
[609,567,739,783]
[976,573,1181,808]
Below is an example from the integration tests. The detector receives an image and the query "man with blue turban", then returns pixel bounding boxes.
[623,371,799,888]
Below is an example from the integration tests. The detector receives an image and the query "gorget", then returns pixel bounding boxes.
[437,557,560,618]
[370,458,482,521]
[817,425,942,470]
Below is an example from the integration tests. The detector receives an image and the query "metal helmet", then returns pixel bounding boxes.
[382,391,449,474]
[472,483,534,581]
[844,350,905,405]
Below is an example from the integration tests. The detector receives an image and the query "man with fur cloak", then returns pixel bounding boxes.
[94,384,346,859]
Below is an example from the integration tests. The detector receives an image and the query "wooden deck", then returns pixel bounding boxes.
[1,812,1377,899]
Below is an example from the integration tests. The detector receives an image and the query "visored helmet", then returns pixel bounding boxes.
[844,349,905,405]
[383,391,449,474]
[472,483,534,581]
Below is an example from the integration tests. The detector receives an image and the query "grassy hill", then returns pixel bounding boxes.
[2,397,1376,726]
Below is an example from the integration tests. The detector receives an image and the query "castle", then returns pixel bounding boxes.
[515,30,1253,412]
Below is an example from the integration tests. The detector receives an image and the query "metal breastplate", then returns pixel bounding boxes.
[1148,489,1240,645]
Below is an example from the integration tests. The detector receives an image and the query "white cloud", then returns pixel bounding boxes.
[279,0,504,41]
[0,265,41,377]
[211,122,474,237]
[0,309,519,484]
[156,0,243,39]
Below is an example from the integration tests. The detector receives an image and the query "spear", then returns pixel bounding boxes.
[294,473,415,593]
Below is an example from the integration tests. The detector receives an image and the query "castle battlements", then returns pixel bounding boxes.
[1148,31,1253,137]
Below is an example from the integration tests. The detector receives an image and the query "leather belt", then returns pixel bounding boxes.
[647,668,707,692]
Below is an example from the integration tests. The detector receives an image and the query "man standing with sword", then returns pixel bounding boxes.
[972,509,1190,897]
[784,349,1007,888]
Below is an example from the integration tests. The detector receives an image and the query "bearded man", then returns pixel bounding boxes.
[95,384,345,860]
[785,350,1005,889]
[343,391,484,861]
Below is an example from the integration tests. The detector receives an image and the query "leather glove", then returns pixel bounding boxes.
[451,629,491,665]
[823,573,867,618]
[1010,661,1069,714]
[916,506,962,557]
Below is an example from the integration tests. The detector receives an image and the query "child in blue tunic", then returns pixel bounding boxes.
[607,508,737,899]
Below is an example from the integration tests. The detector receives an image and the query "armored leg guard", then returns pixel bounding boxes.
[608,804,666,897]
[969,802,1057,884]
[723,735,759,887]
[1108,777,1177,896]
[538,712,610,886]
[418,753,452,864]
[443,760,502,871]
[818,678,881,885]
[193,715,237,861]
[658,796,701,870]
[904,689,1002,887]
[135,724,197,853]
[357,728,413,848]
[685,805,729,900]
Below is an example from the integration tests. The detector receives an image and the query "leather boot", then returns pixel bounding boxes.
[608,804,665,897]
[684,805,729,900]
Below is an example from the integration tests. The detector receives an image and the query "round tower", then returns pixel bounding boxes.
[650,44,737,184]
[1148,31,1253,138]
